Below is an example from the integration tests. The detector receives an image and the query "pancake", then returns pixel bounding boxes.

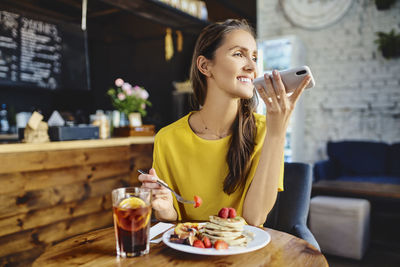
[200,232,249,247]
[209,215,246,229]
[204,222,242,231]
[199,215,251,247]
[201,227,242,238]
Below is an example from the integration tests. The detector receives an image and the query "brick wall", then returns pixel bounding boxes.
[257,0,400,163]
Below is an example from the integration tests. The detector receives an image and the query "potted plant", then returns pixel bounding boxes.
[107,78,152,127]
[375,0,397,10]
[375,29,400,59]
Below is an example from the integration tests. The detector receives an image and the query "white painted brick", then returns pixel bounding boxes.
[360,80,374,88]
[373,80,385,87]
[258,0,400,163]
[370,102,396,109]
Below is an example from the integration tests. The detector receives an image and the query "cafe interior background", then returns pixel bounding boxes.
[0,0,399,266]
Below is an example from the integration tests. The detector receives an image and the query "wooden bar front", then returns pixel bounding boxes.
[0,137,154,266]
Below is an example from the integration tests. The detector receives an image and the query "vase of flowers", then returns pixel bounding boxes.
[107,78,151,127]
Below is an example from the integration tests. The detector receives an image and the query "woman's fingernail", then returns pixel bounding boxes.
[273,70,278,76]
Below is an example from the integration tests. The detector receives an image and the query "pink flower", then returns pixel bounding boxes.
[122,82,132,91]
[117,92,126,100]
[125,88,132,96]
[115,78,124,87]
[141,103,146,109]
[133,86,141,97]
[140,89,149,100]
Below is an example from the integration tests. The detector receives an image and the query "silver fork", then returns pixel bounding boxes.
[138,170,195,205]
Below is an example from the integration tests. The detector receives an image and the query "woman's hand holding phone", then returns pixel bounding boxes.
[254,68,312,137]
[253,65,315,94]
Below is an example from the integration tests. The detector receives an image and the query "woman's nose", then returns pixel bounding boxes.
[244,57,256,72]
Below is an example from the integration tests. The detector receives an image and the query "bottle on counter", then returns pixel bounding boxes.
[91,110,110,139]
[0,104,10,133]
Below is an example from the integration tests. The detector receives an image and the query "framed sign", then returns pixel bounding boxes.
[0,9,89,90]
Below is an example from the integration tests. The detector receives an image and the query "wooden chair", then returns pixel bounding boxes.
[264,162,320,251]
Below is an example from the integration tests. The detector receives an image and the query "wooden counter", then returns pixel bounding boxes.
[0,137,154,266]
[0,136,154,153]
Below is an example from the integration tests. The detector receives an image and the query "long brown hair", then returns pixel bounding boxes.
[189,19,258,195]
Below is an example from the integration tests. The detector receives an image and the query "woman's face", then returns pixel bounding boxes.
[207,29,257,99]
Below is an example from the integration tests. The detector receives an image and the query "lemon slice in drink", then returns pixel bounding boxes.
[119,197,146,209]
[116,197,151,231]
[134,210,151,231]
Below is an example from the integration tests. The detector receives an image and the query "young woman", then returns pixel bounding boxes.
[139,19,311,226]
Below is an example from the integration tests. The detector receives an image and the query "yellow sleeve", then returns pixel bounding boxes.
[152,133,183,221]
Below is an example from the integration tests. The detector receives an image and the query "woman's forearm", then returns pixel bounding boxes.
[242,133,286,226]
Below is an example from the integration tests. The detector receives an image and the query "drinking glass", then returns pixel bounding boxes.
[112,187,152,257]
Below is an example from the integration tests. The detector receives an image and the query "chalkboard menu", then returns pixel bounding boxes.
[0,10,89,90]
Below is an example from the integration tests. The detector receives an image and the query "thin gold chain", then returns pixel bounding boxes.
[198,110,209,130]
[198,110,230,138]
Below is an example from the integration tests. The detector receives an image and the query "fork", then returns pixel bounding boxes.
[138,169,195,205]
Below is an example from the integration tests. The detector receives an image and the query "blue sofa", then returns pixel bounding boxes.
[313,141,400,184]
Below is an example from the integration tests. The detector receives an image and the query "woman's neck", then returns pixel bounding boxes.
[198,94,238,138]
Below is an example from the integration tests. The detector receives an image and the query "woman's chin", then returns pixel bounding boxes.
[239,90,254,99]
[227,86,254,99]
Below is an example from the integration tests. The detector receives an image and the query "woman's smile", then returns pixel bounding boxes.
[236,76,253,83]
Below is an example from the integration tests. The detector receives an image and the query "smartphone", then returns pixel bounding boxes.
[253,65,315,93]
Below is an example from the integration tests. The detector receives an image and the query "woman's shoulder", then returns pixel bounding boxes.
[155,112,192,140]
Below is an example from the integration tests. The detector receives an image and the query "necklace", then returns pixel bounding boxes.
[198,110,230,138]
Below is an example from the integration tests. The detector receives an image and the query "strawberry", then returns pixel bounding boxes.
[194,195,202,208]
[202,236,212,248]
[193,239,205,248]
[214,240,229,250]
[218,207,229,219]
[228,207,236,218]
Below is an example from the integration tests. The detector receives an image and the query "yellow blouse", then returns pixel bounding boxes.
[152,112,284,221]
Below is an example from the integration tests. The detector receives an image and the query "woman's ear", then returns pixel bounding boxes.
[197,55,212,77]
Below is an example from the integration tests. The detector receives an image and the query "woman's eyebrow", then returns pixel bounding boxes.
[229,45,257,55]
[229,45,248,51]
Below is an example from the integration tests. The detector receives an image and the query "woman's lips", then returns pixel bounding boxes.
[236,76,252,83]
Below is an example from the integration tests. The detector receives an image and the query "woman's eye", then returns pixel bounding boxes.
[252,57,258,62]
[233,52,243,57]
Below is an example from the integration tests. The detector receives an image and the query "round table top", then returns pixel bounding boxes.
[33,226,328,267]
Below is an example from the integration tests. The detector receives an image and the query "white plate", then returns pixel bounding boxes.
[162,224,271,256]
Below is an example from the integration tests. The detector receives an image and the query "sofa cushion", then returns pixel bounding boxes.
[337,176,400,185]
[388,143,400,176]
[327,141,388,176]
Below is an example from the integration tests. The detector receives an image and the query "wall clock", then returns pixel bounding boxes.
[281,0,353,30]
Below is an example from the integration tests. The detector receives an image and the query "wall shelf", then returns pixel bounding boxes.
[100,0,209,33]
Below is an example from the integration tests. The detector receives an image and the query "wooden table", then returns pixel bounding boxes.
[33,227,328,267]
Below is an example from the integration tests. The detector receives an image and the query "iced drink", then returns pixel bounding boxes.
[112,187,151,257]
